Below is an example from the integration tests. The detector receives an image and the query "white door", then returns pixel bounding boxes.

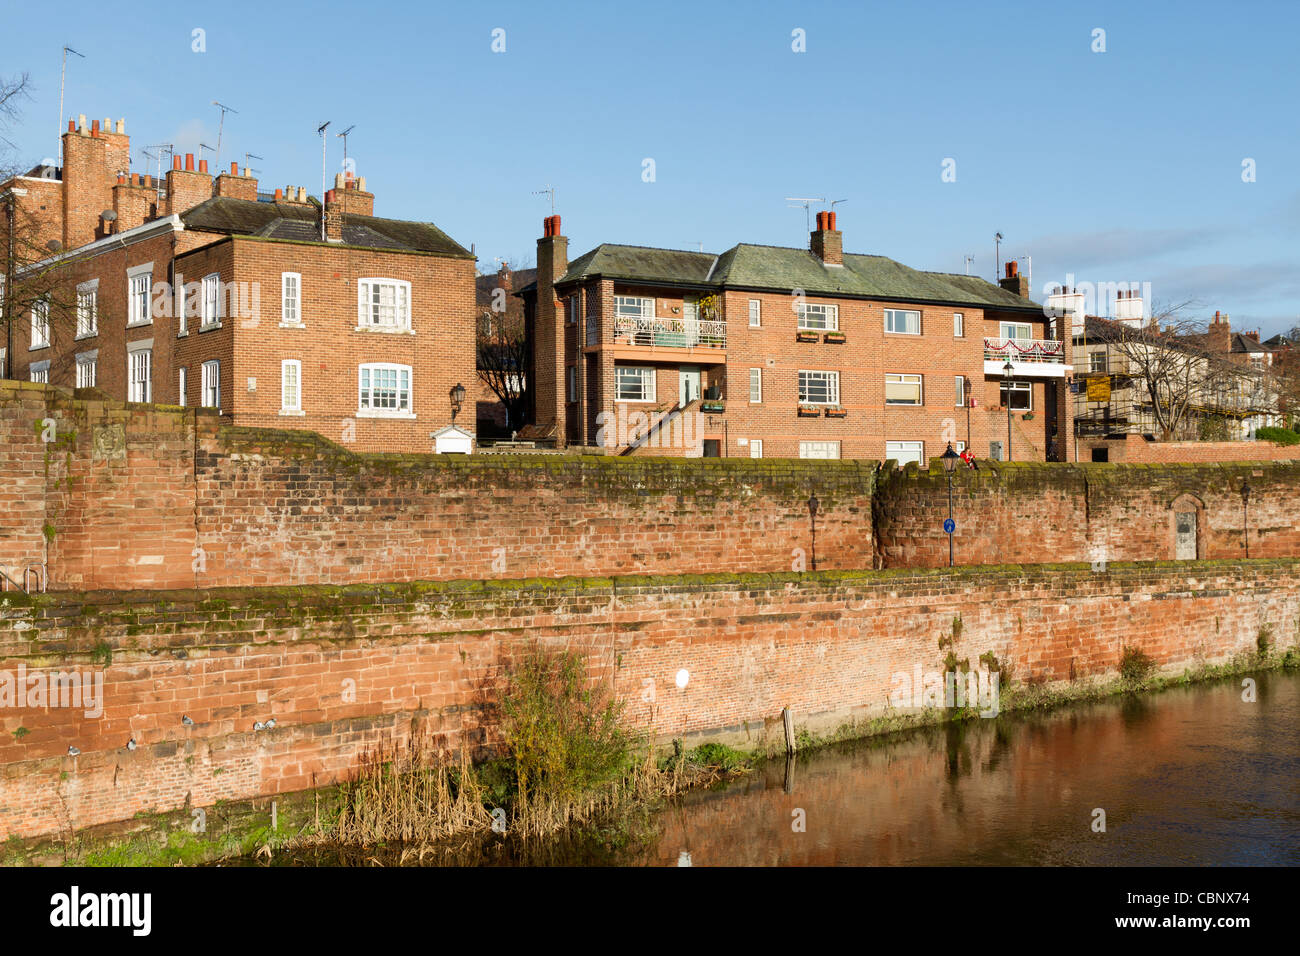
[678,366,701,407]
[749,439,763,459]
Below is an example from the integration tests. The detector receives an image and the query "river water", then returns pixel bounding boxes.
[259,671,1299,866]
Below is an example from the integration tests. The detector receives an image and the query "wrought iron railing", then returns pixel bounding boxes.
[984,337,1065,363]
[614,315,726,349]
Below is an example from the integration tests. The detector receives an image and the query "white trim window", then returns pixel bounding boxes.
[76,282,99,338]
[615,365,655,402]
[955,375,966,408]
[797,302,838,331]
[75,351,97,389]
[614,295,654,319]
[30,298,50,349]
[201,359,220,410]
[884,308,921,335]
[1000,321,1032,341]
[748,299,762,327]
[200,273,222,330]
[358,362,412,416]
[1001,380,1032,411]
[0,346,6,378]
[29,360,50,384]
[749,367,763,404]
[281,273,302,327]
[281,360,302,414]
[886,441,924,466]
[127,267,153,327]
[357,278,411,332]
[178,367,187,407]
[953,312,964,337]
[885,373,923,406]
[748,438,763,458]
[799,440,841,460]
[128,347,152,403]
[798,369,839,406]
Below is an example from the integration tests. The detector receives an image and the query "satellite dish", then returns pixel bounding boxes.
[46,240,62,252]
[101,210,117,221]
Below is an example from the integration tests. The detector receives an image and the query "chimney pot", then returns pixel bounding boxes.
[91,119,99,134]
[326,189,336,202]
[67,119,75,132]
[116,118,125,134]
[78,113,86,132]
[1006,261,1018,278]
[117,174,126,185]
[144,174,152,187]
[172,156,182,170]
[130,173,139,186]
[274,188,284,200]
[357,176,366,192]
[828,210,837,231]
[199,159,208,173]
[185,153,195,171]
[230,161,239,175]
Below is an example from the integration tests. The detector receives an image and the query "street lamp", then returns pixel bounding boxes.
[807,491,819,572]
[1241,478,1251,558]
[941,442,960,567]
[1002,360,1015,461]
[450,382,466,421]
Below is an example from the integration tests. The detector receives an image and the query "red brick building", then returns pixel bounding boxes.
[521,212,1071,462]
[1,115,476,454]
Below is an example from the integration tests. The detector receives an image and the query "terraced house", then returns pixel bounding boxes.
[1,114,476,454]
[522,212,1071,462]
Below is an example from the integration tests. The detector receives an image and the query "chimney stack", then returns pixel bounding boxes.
[536,214,570,444]
[1207,310,1231,354]
[810,210,843,265]
[999,260,1030,298]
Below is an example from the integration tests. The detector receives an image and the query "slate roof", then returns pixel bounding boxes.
[180,196,473,258]
[476,268,537,306]
[549,241,1042,312]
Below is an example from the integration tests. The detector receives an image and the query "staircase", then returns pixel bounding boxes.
[617,399,699,456]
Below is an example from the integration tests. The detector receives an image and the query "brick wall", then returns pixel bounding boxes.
[1081,434,1300,463]
[1,560,1293,839]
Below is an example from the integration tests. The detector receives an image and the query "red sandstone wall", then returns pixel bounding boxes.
[0,562,1292,839]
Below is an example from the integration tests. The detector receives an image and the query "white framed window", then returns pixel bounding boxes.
[615,366,655,402]
[1089,351,1108,373]
[749,367,763,403]
[200,273,222,329]
[953,441,966,454]
[357,278,412,332]
[799,440,841,460]
[748,439,763,459]
[358,362,412,416]
[175,272,188,335]
[884,309,921,335]
[128,346,152,403]
[76,281,99,338]
[885,373,923,406]
[749,299,762,327]
[797,302,838,331]
[127,265,153,327]
[178,367,187,407]
[30,298,50,349]
[953,312,964,337]
[281,273,302,327]
[0,347,6,377]
[682,297,699,322]
[29,360,50,384]
[798,369,839,405]
[886,441,924,466]
[955,375,966,407]
[281,360,302,413]
[567,366,577,403]
[614,295,654,319]
[75,351,97,389]
[201,359,220,410]
[1000,321,1032,340]
[1000,380,1032,411]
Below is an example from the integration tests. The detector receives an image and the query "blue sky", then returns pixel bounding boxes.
[2,0,1297,335]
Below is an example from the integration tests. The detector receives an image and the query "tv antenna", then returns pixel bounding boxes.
[56,46,86,165]
[533,184,555,214]
[142,144,173,196]
[198,142,215,167]
[336,125,356,176]
[964,255,975,275]
[994,232,1003,280]
[211,100,238,171]
[317,121,331,239]
[785,196,826,233]
[243,152,262,176]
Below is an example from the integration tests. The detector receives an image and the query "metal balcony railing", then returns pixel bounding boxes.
[984,337,1065,363]
[613,315,726,349]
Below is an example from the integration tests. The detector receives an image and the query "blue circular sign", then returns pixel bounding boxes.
[943,518,956,534]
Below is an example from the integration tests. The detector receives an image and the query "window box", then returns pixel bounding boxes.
[701,400,725,414]
[823,407,848,418]
[1022,411,1035,420]
[823,331,846,344]
[797,405,821,417]
[795,330,820,343]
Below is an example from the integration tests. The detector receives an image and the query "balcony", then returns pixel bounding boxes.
[608,315,727,364]
[984,337,1067,378]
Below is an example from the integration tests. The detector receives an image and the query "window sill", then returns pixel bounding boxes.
[278,408,306,417]
[126,320,153,329]
[616,398,656,404]
[177,329,189,338]
[75,331,98,341]
[885,402,923,408]
[356,409,416,419]
[199,322,223,332]
[29,344,50,352]
[353,326,414,335]
[279,322,305,330]
[884,331,922,337]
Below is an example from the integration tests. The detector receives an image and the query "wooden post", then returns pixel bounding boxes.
[782,706,796,754]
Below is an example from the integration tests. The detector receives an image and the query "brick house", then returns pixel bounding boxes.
[520,212,1071,462]
[1,115,476,454]
[475,263,535,438]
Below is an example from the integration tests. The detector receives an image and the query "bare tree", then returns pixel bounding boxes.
[475,259,531,432]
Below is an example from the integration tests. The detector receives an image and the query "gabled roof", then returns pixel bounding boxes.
[180,196,473,258]
[549,241,1042,312]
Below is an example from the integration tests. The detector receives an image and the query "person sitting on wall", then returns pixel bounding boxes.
[959,447,979,470]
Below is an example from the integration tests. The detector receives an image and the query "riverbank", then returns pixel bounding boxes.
[5,642,1293,867]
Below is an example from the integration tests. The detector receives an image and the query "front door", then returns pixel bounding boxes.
[679,366,701,408]
[1175,512,1197,559]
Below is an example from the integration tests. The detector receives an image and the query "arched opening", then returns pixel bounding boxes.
[1170,493,1206,560]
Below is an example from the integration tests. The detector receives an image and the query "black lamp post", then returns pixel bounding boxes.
[807,492,819,572]
[1002,360,1015,461]
[450,382,466,421]
[941,442,960,567]
[1241,478,1251,558]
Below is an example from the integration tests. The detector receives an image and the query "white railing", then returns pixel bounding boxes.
[613,315,726,349]
[984,337,1065,363]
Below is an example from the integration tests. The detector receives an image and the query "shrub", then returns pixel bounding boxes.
[1118,646,1156,682]
[1257,624,1274,660]
[1256,426,1300,446]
